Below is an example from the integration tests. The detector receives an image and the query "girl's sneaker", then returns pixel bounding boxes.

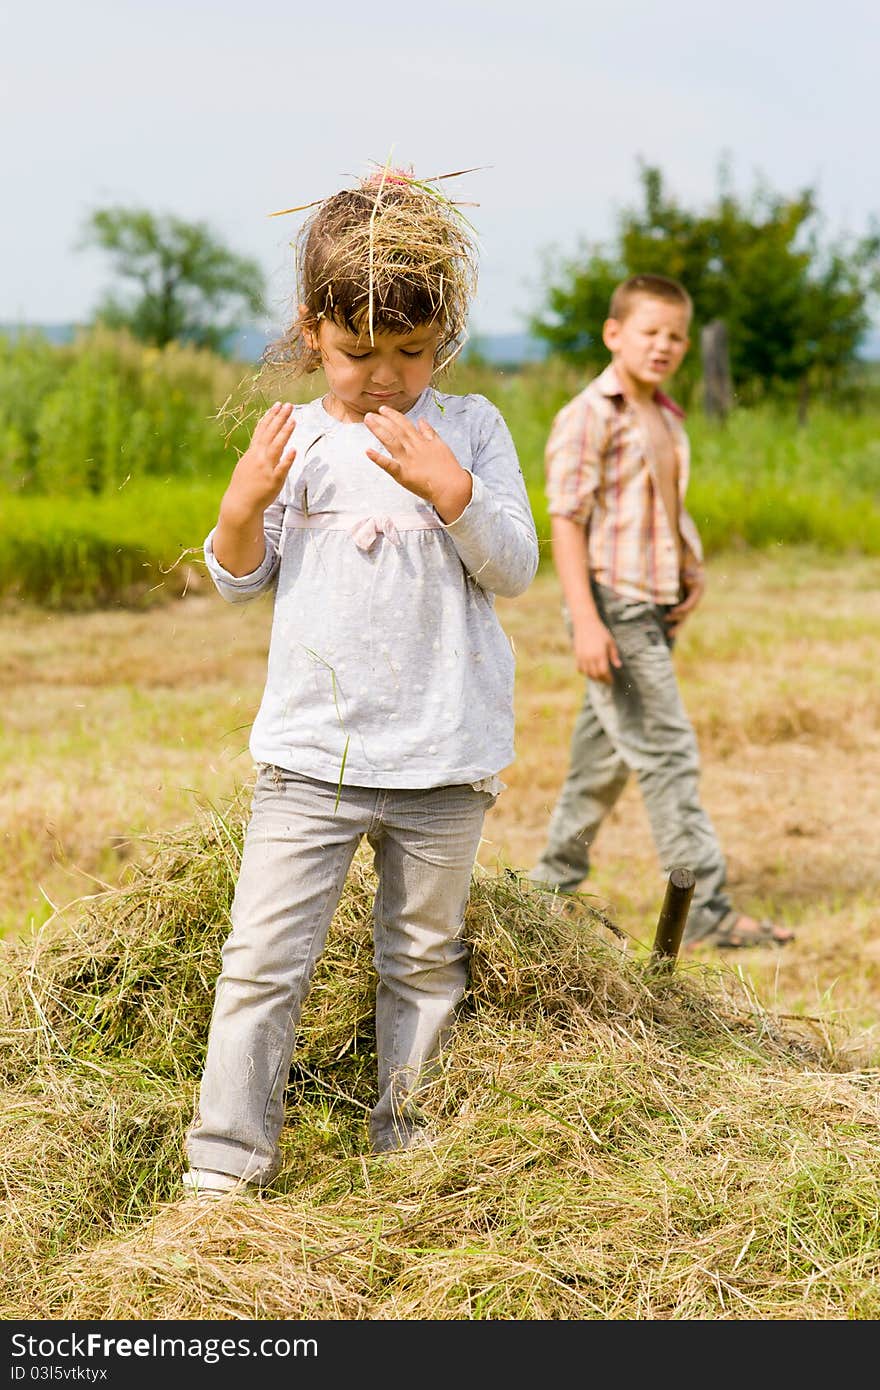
[181,1168,254,1200]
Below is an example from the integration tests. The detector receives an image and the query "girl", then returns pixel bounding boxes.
[183,169,539,1197]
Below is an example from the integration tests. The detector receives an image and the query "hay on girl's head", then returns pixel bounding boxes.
[270,169,480,378]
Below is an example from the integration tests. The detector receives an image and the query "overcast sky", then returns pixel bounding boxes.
[2,0,878,337]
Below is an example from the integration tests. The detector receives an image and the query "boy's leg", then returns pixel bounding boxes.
[591,588,731,943]
[529,684,630,893]
[366,783,491,1153]
[185,768,369,1184]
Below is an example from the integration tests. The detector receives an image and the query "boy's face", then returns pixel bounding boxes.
[602,296,691,390]
[307,315,439,423]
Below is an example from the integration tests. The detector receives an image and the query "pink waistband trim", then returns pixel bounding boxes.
[285,508,442,552]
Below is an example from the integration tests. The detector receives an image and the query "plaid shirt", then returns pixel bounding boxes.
[545,364,703,604]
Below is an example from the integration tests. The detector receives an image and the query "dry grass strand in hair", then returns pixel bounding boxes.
[218,165,481,440]
[263,166,478,390]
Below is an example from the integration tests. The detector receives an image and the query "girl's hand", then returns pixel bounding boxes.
[214,402,296,576]
[364,407,472,522]
[220,402,297,526]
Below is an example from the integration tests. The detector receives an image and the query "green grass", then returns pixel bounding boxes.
[0,327,252,495]
[3,337,880,605]
[685,404,880,554]
[0,479,224,607]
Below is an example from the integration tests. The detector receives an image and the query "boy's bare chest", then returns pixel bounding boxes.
[632,404,677,482]
[626,402,681,536]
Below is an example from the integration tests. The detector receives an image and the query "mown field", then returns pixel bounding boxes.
[2,334,880,1321]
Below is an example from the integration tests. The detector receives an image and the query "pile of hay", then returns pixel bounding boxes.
[2,790,879,1320]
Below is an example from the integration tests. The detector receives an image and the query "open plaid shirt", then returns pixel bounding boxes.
[545,364,704,604]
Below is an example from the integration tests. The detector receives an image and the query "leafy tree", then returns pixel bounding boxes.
[532,164,880,399]
[80,207,266,354]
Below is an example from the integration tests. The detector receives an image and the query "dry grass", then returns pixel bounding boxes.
[4,551,880,1040]
[2,549,880,1320]
[487,551,880,1049]
[2,799,879,1321]
[255,166,480,404]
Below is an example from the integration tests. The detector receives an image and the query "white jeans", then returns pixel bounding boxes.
[186,767,494,1182]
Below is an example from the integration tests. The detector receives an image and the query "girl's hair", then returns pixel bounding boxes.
[266,169,480,377]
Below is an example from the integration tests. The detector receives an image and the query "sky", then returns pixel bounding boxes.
[2,0,878,338]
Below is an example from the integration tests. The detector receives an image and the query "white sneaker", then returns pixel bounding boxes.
[374,1126,439,1156]
[181,1168,253,1200]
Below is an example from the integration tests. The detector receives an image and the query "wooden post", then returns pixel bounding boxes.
[701,320,734,421]
[650,867,696,967]
[797,376,810,428]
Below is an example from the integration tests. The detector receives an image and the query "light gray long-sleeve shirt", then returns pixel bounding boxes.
[204,387,539,788]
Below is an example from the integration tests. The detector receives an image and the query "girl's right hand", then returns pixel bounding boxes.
[220,402,297,524]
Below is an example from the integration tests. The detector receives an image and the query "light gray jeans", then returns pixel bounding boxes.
[529,583,732,943]
[186,767,494,1183]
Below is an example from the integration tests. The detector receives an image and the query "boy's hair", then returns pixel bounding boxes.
[270,169,479,377]
[608,273,693,323]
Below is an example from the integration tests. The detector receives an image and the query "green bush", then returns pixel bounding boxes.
[0,328,254,495]
[2,335,880,607]
[686,403,880,555]
[0,482,222,607]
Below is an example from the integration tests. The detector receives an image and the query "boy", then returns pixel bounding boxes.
[528,273,794,950]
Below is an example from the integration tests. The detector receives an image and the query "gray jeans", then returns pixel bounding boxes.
[529,584,732,943]
[186,768,493,1183]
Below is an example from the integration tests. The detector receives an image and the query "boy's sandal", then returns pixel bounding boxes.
[690,914,795,951]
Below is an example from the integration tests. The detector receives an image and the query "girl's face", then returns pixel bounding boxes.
[308,316,440,423]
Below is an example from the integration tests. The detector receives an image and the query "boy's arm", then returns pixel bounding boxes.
[545,394,620,683]
[666,505,707,635]
[666,559,706,636]
[552,516,621,683]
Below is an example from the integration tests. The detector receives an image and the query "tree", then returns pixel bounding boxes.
[80,207,266,354]
[531,163,880,399]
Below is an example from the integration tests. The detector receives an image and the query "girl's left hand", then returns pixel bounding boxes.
[365,407,472,523]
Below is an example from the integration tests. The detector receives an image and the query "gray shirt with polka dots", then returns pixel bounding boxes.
[204,387,539,789]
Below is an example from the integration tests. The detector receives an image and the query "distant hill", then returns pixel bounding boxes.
[228,326,549,367]
[463,331,549,366]
[4,321,879,365]
[0,320,548,367]
[1,322,78,347]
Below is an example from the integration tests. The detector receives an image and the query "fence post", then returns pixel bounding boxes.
[700,320,733,421]
[650,867,696,967]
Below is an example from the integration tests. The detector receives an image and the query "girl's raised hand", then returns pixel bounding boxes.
[222,402,297,524]
[364,407,472,523]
